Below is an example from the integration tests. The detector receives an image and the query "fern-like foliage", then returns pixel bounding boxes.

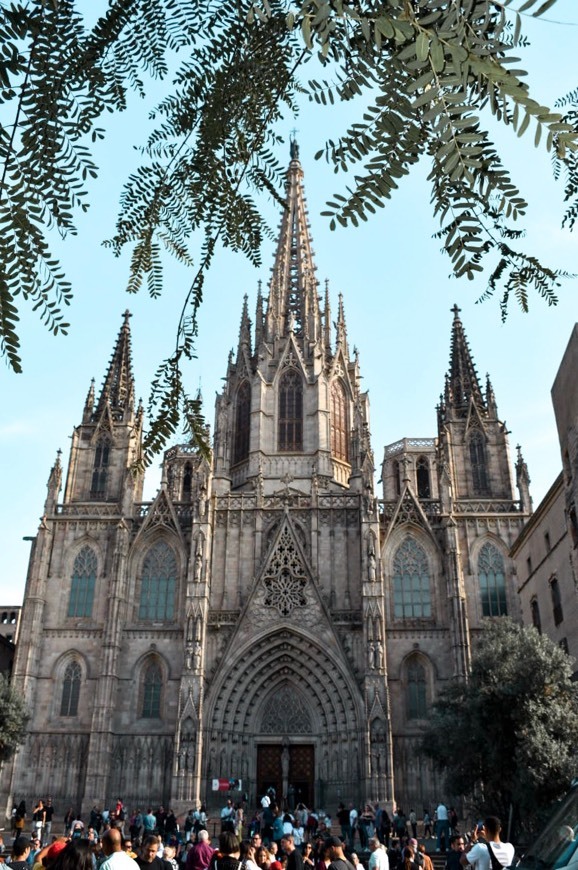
[553,88,578,230]
[1,0,576,463]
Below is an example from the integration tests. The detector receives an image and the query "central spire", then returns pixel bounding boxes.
[94,310,135,421]
[445,304,485,411]
[264,140,322,349]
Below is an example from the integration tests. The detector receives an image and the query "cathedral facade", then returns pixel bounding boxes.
[2,147,532,817]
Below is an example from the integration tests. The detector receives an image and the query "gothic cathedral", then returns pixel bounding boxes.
[2,146,533,817]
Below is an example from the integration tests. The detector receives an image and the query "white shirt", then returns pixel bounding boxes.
[369,847,389,870]
[466,841,515,870]
[436,805,449,822]
[350,809,359,827]
[100,852,140,870]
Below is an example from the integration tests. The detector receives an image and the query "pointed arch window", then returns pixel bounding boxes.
[233,381,251,464]
[551,576,563,625]
[182,463,193,501]
[531,598,541,634]
[416,456,431,499]
[139,542,177,621]
[68,546,97,618]
[91,436,110,499]
[469,429,489,495]
[392,460,401,497]
[60,661,81,717]
[406,657,428,719]
[141,661,162,718]
[478,542,507,616]
[393,538,431,618]
[278,369,303,452]
[330,380,349,462]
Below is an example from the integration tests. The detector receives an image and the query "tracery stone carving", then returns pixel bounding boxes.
[260,685,313,734]
[263,527,307,616]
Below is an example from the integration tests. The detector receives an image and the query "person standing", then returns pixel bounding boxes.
[460,818,515,870]
[136,836,167,870]
[280,835,303,870]
[326,837,355,870]
[349,807,358,851]
[32,801,45,842]
[10,837,32,870]
[435,804,450,853]
[185,830,215,870]
[446,836,465,870]
[100,828,139,870]
[221,800,236,834]
[44,799,55,845]
[368,838,389,870]
[337,806,350,848]
[143,809,157,836]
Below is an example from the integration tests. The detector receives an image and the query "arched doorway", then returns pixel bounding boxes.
[204,627,364,809]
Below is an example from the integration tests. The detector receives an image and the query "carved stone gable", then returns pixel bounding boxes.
[389,486,432,535]
[263,525,307,616]
[137,487,182,540]
[261,684,312,734]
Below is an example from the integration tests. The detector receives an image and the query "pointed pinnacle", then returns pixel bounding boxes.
[95,312,135,418]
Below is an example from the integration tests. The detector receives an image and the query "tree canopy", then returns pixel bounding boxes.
[0,673,29,764]
[421,618,578,838]
[2,0,578,459]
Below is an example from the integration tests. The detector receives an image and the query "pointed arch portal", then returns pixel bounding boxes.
[204,627,364,807]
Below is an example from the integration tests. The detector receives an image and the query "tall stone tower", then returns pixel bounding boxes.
[379,306,530,808]
[1,147,531,816]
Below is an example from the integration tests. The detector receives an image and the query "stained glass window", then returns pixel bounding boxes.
[279,370,303,451]
[60,661,81,716]
[330,380,349,462]
[141,662,162,718]
[68,546,97,618]
[407,657,427,719]
[139,542,177,621]
[470,429,489,495]
[393,539,431,618]
[478,542,507,616]
[233,381,251,464]
[91,436,110,499]
[416,456,431,499]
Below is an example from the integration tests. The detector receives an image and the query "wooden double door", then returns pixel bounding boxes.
[256,743,314,808]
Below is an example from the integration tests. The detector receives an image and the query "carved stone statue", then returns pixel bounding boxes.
[374,639,383,670]
[367,641,375,670]
[194,548,203,582]
[193,641,202,671]
[367,551,377,582]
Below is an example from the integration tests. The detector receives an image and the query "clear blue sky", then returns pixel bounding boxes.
[1,3,577,603]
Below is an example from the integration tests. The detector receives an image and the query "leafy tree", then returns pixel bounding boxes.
[2,0,578,460]
[0,673,29,763]
[421,618,578,837]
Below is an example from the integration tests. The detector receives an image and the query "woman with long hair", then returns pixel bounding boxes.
[51,840,94,870]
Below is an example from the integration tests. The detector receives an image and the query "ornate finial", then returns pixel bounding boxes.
[451,303,461,317]
[290,131,299,160]
[123,309,132,323]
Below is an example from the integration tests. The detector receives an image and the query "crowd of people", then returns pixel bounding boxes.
[0,795,515,870]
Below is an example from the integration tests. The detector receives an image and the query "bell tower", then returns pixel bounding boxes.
[213,138,370,496]
[437,304,515,503]
[63,310,144,507]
